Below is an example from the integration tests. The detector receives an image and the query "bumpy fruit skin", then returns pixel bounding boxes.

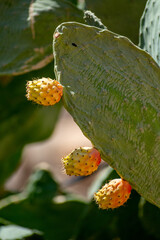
[62,147,101,176]
[94,178,132,209]
[26,77,63,106]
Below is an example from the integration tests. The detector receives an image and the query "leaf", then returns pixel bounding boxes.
[24,164,59,203]
[0,225,43,240]
[139,0,160,65]
[0,62,62,186]
[85,0,147,44]
[0,0,83,76]
[0,166,87,240]
[53,22,160,208]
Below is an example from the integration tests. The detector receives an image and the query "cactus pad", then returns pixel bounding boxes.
[0,0,83,76]
[139,0,160,65]
[53,22,160,208]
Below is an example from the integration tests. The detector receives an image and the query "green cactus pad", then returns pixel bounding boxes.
[139,198,160,239]
[53,22,160,208]
[139,0,160,66]
[0,0,83,76]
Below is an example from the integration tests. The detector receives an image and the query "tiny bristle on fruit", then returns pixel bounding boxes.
[26,77,63,106]
[94,178,132,209]
[62,147,101,176]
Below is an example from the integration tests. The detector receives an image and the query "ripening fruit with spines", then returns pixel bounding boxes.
[26,77,63,106]
[94,178,132,209]
[62,147,101,176]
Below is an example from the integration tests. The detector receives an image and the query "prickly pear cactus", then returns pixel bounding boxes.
[53,22,160,208]
[0,165,87,240]
[0,0,83,76]
[139,0,160,65]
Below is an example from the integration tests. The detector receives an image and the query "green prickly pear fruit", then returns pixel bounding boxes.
[94,178,132,209]
[62,147,101,176]
[26,77,63,106]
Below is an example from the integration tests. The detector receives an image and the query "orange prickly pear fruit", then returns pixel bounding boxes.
[26,77,63,106]
[94,178,132,209]
[62,147,101,176]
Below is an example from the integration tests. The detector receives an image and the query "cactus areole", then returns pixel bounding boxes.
[53,22,160,208]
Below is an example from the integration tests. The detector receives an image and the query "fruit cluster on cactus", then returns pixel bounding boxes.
[26,77,63,106]
[62,147,101,176]
[26,77,132,209]
[94,179,132,209]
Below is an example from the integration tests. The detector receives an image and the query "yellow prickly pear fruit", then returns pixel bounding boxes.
[62,147,101,176]
[26,77,63,106]
[94,178,132,209]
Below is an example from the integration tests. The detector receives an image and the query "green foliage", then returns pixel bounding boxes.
[85,0,147,44]
[0,166,87,240]
[0,63,62,186]
[0,225,43,240]
[139,198,160,239]
[0,165,157,240]
[53,22,160,208]
[139,0,160,65]
[76,192,152,240]
[0,0,83,76]
[24,164,59,202]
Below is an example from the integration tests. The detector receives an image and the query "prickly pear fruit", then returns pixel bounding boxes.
[62,147,101,176]
[94,178,132,209]
[26,77,63,106]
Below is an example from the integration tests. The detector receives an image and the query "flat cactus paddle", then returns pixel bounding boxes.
[139,0,160,66]
[53,22,160,208]
[0,0,83,76]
